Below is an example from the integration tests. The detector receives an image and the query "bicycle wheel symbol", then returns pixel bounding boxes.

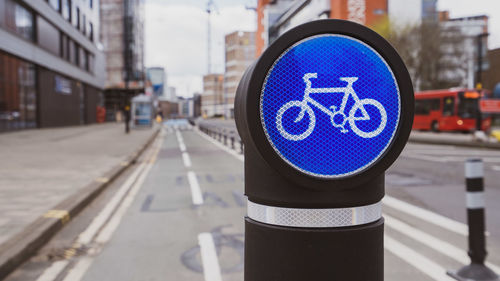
[276,101,316,141]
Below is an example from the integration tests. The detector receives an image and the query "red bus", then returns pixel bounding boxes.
[413,89,491,132]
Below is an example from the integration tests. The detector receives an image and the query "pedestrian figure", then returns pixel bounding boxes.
[124,105,131,134]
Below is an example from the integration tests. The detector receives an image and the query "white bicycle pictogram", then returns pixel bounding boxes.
[276,73,387,140]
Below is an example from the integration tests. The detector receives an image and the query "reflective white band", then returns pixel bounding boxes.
[465,161,483,179]
[466,192,485,209]
[247,200,382,228]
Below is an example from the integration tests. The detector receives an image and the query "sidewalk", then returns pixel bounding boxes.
[409,131,500,149]
[0,123,158,277]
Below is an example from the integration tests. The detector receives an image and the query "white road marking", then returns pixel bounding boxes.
[182,152,192,167]
[62,257,94,281]
[492,165,500,171]
[52,133,164,281]
[385,214,500,273]
[187,171,203,205]
[35,260,69,281]
[198,232,223,281]
[76,162,148,245]
[176,130,186,152]
[385,235,456,281]
[95,158,154,244]
[383,196,468,236]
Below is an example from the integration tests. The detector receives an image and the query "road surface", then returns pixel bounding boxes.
[6,119,500,281]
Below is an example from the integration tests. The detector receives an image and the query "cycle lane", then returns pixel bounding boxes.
[76,126,245,281]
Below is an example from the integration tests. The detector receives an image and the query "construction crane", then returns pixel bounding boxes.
[206,0,219,74]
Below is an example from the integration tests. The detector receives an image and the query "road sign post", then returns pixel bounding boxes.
[235,20,414,280]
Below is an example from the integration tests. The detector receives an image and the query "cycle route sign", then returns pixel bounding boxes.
[260,34,400,178]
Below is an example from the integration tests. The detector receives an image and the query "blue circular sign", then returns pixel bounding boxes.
[260,34,401,178]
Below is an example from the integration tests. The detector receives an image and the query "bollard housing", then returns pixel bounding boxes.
[235,19,414,281]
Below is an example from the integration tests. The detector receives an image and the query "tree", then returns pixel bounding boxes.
[372,18,468,91]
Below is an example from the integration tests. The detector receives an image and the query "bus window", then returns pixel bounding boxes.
[415,98,440,115]
[415,100,429,115]
[458,97,478,119]
[443,97,455,116]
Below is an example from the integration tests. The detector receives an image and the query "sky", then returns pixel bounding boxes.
[145,0,500,98]
[144,0,256,98]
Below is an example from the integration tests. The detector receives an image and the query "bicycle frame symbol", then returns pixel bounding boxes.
[276,73,387,140]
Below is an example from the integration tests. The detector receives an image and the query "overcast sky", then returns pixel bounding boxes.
[145,0,500,98]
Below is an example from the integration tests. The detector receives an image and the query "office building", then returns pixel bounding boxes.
[0,0,106,132]
[256,0,437,56]
[223,31,255,118]
[202,74,224,117]
[100,0,145,121]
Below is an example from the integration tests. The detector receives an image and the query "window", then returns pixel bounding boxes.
[89,0,93,9]
[82,14,86,34]
[415,98,440,115]
[75,7,80,29]
[62,0,71,21]
[80,48,88,70]
[88,22,93,42]
[37,16,60,55]
[49,0,61,12]
[0,52,37,132]
[74,43,80,66]
[443,97,455,116]
[1,0,35,41]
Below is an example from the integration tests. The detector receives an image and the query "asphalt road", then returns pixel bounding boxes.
[6,119,500,281]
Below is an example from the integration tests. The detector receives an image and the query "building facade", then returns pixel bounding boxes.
[0,0,106,132]
[100,0,145,121]
[439,14,489,89]
[223,31,255,118]
[255,0,437,56]
[202,74,224,117]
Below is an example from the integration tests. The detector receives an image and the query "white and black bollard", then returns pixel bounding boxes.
[447,159,499,281]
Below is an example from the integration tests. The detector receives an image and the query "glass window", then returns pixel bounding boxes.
[1,0,34,41]
[443,97,455,116]
[82,14,86,34]
[80,48,88,70]
[458,97,479,119]
[62,0,71,21]
[49,0,61,12]
[75,7,80,29]
[74,43,80,66]
[89,0,93,9]
[88,53,94,73]
[37,16,60,55]
[88,22,93,42]
[0,52,37,132]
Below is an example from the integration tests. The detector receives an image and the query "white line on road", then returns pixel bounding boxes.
[76,162,147,245]
[62,257,94,281]
[95,158,155,244]
[35,260,70,281]
[198,232,223,281]
[182,152,192,167]
[55,133,164,281]
[187,171,203,205]
[385,235,456,281]
[383,196,468,236]
[176,130,186,152]
[385,214,500,273]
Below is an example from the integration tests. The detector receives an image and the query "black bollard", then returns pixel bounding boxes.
[447,159,499,281]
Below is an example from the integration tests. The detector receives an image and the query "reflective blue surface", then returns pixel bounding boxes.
[260,35,400,178]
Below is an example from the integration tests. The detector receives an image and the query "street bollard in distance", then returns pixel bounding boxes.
[235,20,414,281]
[447,159,499,281]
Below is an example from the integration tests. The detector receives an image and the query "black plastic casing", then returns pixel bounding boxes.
[235,19,414,209]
